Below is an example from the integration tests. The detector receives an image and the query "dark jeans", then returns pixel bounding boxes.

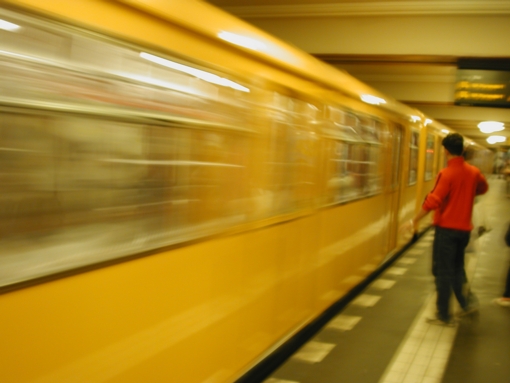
[432,226,474,321]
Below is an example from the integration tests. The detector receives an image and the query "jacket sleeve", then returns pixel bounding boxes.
[422,173,448,211]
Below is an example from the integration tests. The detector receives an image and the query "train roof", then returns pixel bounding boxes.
[116,0,424,122]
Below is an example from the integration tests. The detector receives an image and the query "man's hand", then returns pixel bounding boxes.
[399,219,415,234]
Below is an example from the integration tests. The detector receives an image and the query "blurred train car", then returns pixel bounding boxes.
[0,1,492,382]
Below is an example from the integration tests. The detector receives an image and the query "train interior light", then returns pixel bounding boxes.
[0,19,20,31]
[361,94,386,105]
[140,52,249,92]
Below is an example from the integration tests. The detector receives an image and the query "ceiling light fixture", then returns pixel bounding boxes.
[478,121,504,134]
[486,135,506,144]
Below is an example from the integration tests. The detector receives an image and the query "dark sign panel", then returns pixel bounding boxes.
[455,69,510,108]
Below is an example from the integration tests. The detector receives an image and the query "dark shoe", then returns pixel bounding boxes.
[426,316,456,327]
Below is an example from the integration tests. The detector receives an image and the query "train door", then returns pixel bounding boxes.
[385,123,404,255]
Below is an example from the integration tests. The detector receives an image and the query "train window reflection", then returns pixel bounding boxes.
[140,52,250,92]
[323,107,383,205]
[424,133,435,181]
[0,112,253,285]
[258,92,319,216]
[0,19,20,31]
[408,130,420,185]
[390,125,403,190]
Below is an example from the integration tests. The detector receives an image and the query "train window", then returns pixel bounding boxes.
[358,115,381,144]
[408,130,419,185]
[292,99,320,209]
[0,111,254,286]
[424,133,435,181]
[390,124,403,190]
[324,107,362,142]
[259,92,319,216]
[322,108,383,204]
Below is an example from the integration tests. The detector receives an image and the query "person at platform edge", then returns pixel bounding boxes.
[402,133,489,326]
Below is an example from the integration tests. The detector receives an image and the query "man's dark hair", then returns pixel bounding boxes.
[442,133,464,156]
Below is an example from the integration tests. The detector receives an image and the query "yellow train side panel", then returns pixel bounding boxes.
[315,194,389,311]
[0,216,325,382]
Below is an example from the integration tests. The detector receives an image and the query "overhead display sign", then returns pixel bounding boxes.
[455,69,510,108]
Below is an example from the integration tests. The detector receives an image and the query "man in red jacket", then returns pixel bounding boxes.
[405,133,489,326]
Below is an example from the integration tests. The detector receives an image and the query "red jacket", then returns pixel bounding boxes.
[422,156,488,231]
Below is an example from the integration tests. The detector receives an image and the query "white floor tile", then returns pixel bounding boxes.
[327,314,362,331]
[352,294,381,307]
[424,366,444,379]
[402,373,424,383]
[415,347,434,359]
[377,289,460,383]
[400,344,419,355]
[398,258,417,265]
[371,279,397,290]
[291,341,335,363]
[421,377,440,383]
[406,363,427,376]
[386,267,408,276]
[391,361,410,373]
[263,379,300,383]
[427,357,447,370]
[382,370,405,383]
[393,352,414,364]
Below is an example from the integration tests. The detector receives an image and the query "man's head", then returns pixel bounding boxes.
[442,133,464,156]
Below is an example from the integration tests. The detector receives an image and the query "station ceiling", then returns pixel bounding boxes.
[206,0,510,150]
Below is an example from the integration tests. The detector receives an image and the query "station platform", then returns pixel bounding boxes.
[263,176,510,383]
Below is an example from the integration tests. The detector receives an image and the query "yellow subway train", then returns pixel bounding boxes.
[0,1,492,382]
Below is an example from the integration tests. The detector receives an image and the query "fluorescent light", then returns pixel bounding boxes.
[441,129,449,134]
[486,135,506,144]
[0,19,21,31]
[361,95,386,105]
[140,52,249,92]
[425,118,432,126]
[410,115,421,122]
[218,31,266,51]
[114,72,198,94]
[479,126,504,134]
[478,121,504,133]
